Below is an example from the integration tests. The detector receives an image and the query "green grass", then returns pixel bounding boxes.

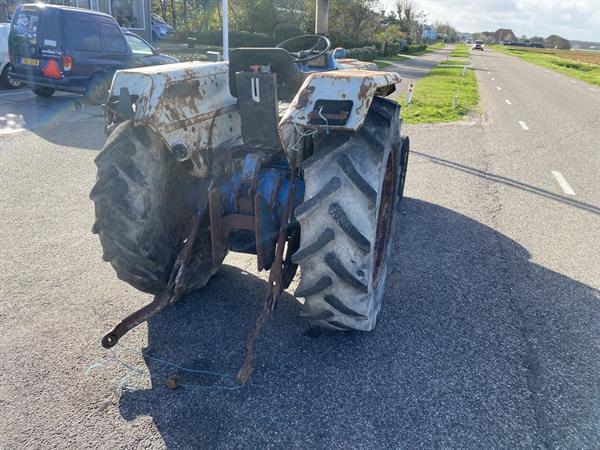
[450,43,469,58]
[493,46,600,85]
[439,58,469,66]
[375,54,410,68]
[428,42,445,50]
[374,60,393,68]
[402,63,480,124]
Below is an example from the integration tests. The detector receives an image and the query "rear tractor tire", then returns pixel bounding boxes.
[90,121,218,294]
[293,97,404,331]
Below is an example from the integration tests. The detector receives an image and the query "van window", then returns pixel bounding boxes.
[39,10,59,47]
[71,20,102,52]
[100,23,127,53]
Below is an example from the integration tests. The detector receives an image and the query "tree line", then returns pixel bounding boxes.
[155,0,459,48]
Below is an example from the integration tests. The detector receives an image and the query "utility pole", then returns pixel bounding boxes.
[315,0,328,34]
[222,0,228,61]
[0,0,9,23]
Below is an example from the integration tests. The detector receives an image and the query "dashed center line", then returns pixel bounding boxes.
[487,71,491,75]
[496,86,502,91]
[491,77,495,81]
[551,171,576,196]
[518,121,529,130]
[505,99,512,105]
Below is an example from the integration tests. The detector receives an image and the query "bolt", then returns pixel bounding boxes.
[172,144,189,161]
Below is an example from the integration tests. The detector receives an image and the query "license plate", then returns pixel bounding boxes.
[21,57,40,66]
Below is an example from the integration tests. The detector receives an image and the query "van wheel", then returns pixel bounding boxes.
[33,87,55,97]
[1,64,21,89]
[85,75,110,105]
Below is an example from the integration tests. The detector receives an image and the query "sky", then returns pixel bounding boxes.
[382,0,600,42]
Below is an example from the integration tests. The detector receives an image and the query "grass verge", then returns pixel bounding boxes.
[402,62,479,124]
[375,54,410,68]
[493,46,600,85]
[450,43,469,58]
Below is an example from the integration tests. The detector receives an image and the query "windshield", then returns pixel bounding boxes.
[125,33,153,55]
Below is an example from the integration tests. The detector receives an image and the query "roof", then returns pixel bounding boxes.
[18,3,113,18]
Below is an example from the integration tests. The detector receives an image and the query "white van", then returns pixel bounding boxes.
[1,22,22,88]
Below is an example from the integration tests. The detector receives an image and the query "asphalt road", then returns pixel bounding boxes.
[1,50,599,448]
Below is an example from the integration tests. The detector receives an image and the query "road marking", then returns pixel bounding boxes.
[496,86,502,91]
[545,70,550,73]
[551,171,576,196]
[589,87,597,92]
[487,71,491,74]
[0,90,31,97]
[518,121,529,130]
[491,77,495,80]
[505,99,512,105]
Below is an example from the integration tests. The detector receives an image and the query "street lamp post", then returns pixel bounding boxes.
[222,0,228,61]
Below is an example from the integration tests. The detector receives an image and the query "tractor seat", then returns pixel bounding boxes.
[228,48,306,102]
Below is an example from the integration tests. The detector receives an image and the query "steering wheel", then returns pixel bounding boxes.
[276,34,331,63]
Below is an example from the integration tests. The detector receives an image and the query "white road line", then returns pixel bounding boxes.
[487,71,491,75]
[590,87,598,92]
[518,121,529,130]
[0,90,31,97]
[491,77,495,81]
[551,171,576,196]
[496,86,502,91]
[505,99,512,105]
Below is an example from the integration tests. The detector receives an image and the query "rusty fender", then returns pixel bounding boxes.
[278,69,401,162]
[109,62,242,177]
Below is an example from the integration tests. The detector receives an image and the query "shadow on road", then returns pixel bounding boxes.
[118,198,599,448]
[0,92,104,149]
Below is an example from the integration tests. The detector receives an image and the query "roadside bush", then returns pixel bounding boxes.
[346,46,378,61]
[177,30,274,48]
[384,42,401,56]
[404,44,427,54]
[273,23,303,44]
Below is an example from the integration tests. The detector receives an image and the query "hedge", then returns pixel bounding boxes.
[345,46,378,61]
[178,30,274,48]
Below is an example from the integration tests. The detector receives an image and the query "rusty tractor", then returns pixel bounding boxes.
[90,31,410,381]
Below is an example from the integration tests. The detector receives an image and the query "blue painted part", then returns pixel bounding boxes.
[296,53,338,73]
[215,158,305,257]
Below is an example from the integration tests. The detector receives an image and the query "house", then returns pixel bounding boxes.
[494,28,516,43]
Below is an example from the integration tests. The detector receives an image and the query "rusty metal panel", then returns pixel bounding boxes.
[109,62,242,177]
[277,69,401,161]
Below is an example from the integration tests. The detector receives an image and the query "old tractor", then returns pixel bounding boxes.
[90,26,410,381]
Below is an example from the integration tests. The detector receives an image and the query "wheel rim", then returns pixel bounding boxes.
[373,149,397,289]
[7,75,20,88]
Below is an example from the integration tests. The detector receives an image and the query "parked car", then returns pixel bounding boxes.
[1,22,22,88]
[472,40,484,51]
[151,14,173,41]
[9,4,178,104]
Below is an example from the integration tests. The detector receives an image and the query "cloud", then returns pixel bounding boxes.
[383,0,600,42]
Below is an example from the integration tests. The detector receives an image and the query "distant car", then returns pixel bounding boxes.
[0,22,22,88]
[466,39,472,44]
[151,14,173,41]
[472,40,484,51]
[9,4,178,104]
